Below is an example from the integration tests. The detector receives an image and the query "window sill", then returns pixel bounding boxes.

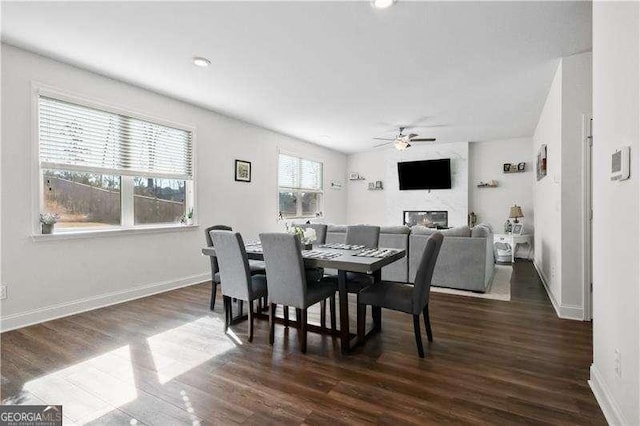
[30,224,199,242]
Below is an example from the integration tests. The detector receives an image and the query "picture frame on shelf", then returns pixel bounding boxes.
[234,159,252,182]
[511,223,524,235]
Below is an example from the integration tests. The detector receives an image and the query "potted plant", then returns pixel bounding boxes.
[179,208,194,225]
[40,213,60,234]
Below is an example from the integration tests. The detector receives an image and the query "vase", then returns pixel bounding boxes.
[41,223,54,234]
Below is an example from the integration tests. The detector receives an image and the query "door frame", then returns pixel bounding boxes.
[582,114,593,321]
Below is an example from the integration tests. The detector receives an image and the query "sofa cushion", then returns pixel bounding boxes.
[471,223,493,238]
[412,225,471,237]
[327,224,348,233]
[380,225,411,235]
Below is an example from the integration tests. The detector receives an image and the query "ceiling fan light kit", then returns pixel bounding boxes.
[374,126,436,150]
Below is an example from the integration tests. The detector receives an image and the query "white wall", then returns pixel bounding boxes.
[468,137,534,242]
[347,142,469,227]
[532,51,592,320]
[0,45,348,331]
[533,62,563,304]
[589,2,639,424]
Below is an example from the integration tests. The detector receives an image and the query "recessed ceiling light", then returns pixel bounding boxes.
[372,0,395,10]
[192,56,211,67]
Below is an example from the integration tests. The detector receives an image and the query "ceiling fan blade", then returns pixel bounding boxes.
[408,133,418,139]
[374,141,392,148]
[373,137,394,141]
[409,138,437,142]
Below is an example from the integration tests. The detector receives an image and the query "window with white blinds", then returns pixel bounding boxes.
[278,154,323,191]
[278,154,323,219]
[39,96,193,179]
[37,93,195,234]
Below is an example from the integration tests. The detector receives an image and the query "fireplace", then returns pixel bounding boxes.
[403,210,448,228]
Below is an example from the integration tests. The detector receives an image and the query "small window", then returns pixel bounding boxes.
[38,94,194,233]
[278,154,323,219]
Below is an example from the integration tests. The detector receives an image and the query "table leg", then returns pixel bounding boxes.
[372,269,382,331]
[338,270,349,355]
[511,243,516,263]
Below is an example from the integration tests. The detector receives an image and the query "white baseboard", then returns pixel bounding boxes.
[0,273,209,333]
[589,364,626,425]
[533,261,584,320]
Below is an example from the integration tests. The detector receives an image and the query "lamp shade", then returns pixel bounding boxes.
[509,205,524,219]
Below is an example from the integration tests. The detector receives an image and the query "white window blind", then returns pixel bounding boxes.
[278,154,322,190]
[39,96,193,179]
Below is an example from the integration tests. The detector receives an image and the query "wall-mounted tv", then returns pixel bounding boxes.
[397,158,452,190]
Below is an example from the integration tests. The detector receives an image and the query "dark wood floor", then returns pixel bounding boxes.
[1,261,605,425]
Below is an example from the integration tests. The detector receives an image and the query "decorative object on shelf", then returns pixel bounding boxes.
[477,180,498,188]
[234,159,251,182]
[536,144,547,181]
[503,163,527,173]
[511,223,524,235]
[330,181,343,190]
[504,219,512,234]
[349,172,365,180]
[468,211,477,228]
[40,212,60,235]
[368,180,384,190]
[509,204,524,223]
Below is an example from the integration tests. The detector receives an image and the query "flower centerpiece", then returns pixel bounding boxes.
[40,213,60,235]
[285,223,317,250]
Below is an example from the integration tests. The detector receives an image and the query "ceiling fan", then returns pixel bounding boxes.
[373,127,436,150]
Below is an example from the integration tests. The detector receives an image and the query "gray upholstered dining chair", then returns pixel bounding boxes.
[210,231,268,342]
[357,232,444,357]
[260,233,337,353]
[346,225,380,248]
[205,225,266,311]
[344,225,381,291]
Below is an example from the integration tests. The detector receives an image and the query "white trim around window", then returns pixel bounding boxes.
[277,149,324,220]
[30,82,198,237]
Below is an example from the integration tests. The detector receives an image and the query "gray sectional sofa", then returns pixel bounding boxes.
[323,223,495,292]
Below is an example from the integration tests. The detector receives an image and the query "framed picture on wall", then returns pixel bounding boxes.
[536,144,547,181]
[235,159,252,182]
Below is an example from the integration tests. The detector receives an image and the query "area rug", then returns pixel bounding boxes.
[431,264,512,301]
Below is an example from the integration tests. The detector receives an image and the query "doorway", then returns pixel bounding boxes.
[583,115,593,320]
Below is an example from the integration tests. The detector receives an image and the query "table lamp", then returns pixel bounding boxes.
[509,205,524,223]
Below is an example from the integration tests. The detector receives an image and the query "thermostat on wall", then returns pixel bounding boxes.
[611,146,630,181]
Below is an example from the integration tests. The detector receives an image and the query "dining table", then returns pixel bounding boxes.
[202,242,406,354]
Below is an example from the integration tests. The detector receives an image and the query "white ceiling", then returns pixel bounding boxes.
[1,1,591,153]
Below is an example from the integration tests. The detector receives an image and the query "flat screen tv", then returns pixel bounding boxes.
[397,158,451,190]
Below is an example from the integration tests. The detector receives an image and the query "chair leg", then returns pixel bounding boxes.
[283,306,290,327]
[223,296,230,332]
[357,303,366,343]
[210,282,217,311]
[248,300,254,343]
[373,306,382,331]
[297,308,307,354]
[423,305,433,342]
[320,300,327,331]
[269,303,276,345]
[329,294,337,335]
[413,314,425,358]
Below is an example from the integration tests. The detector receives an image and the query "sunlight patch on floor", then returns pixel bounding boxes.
[21,345,137,424]
[146,316,236,384]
